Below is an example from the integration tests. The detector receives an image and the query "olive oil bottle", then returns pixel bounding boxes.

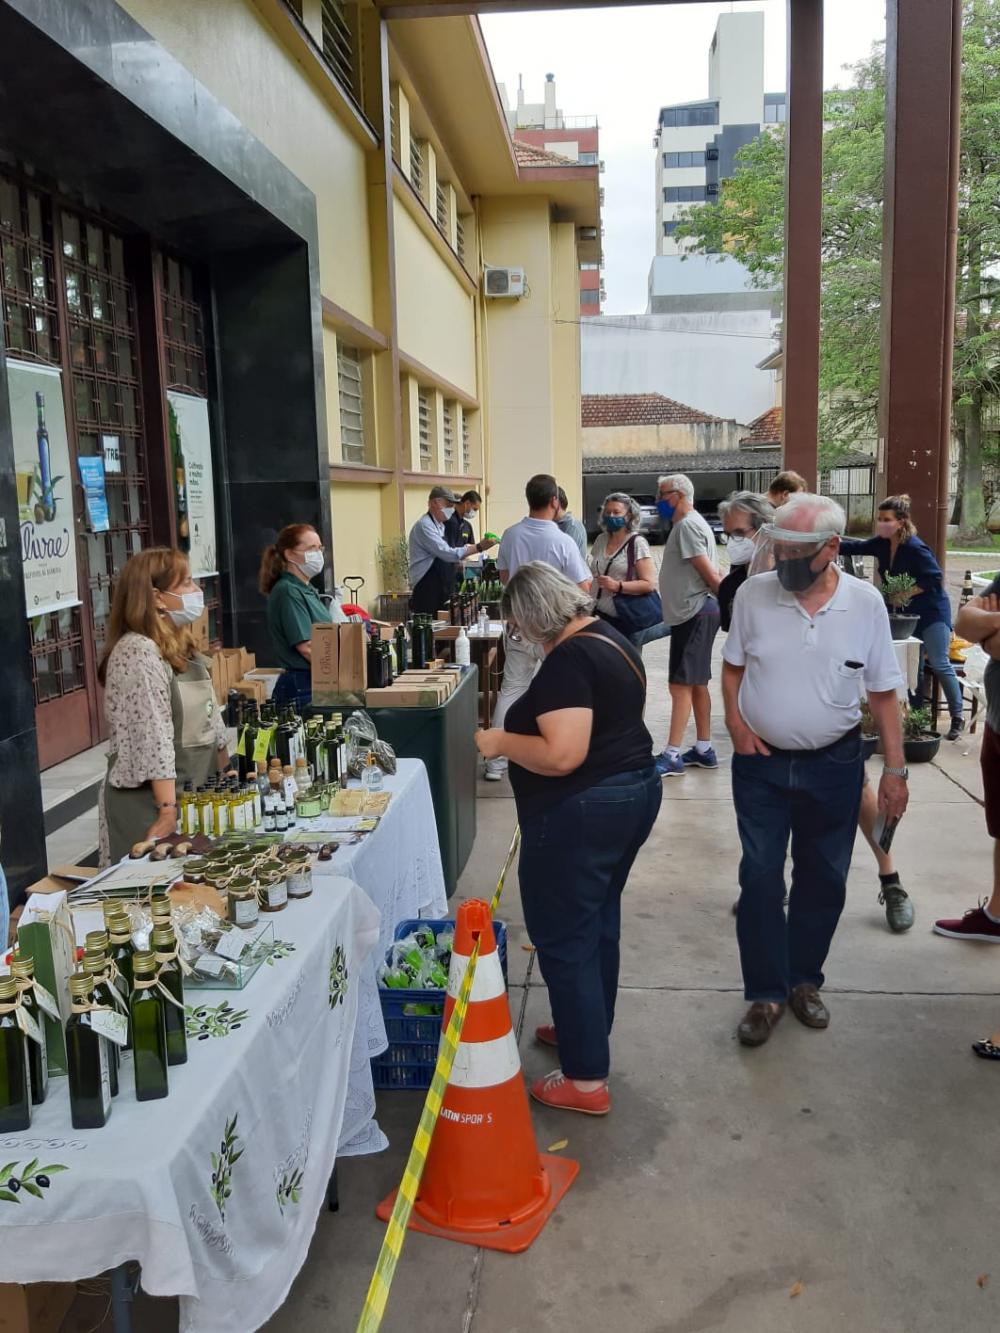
[0,975,30,1131]
[151,925,187,1067]
[130,950,169,1102]
[82,952,120,1097]
[66,972,112,1130]
[108,913,135,1000]
[10,956,46,1105]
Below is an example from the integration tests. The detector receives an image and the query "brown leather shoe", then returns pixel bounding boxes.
[737,1002,785,1047]
[789,984,830,1029]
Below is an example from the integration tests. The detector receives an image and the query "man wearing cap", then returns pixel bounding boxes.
[722,493,909,1048]
[484,473,593,782]
[408,487,495,615]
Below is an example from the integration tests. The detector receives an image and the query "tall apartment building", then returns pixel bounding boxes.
[502,74,604,315]
[654,11,785,257]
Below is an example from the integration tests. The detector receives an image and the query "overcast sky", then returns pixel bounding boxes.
[482,2,887,315]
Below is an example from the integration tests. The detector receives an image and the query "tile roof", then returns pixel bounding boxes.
[739,406,783,446]
[582,393,720,428]
[513,141,581,168]
[582,446,875,476]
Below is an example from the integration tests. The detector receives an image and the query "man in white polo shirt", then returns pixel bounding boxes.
[484,473,592,781]
[722,493,909,1048]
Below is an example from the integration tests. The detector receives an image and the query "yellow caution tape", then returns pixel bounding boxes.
[356,825,521,1333]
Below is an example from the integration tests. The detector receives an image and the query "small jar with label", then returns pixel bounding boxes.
[258,871,288,913]
[228,877,260,929]
[286,862,313,900]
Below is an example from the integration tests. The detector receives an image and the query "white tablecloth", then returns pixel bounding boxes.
[308,758,448,1156]
[0,876,379,1333]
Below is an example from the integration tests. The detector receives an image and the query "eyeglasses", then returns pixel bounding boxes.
[727,526,753,539]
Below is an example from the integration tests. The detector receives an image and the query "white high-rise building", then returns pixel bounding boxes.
[653,11,785,257]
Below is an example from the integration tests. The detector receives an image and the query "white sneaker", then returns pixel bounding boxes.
[484,765,505,783]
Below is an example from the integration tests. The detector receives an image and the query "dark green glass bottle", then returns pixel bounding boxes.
[82,952,119,1097]
[10,956,47,1106]
[66,972,112,1129]
[130,950,169,1102]
[108,914,134,1050]
[0,975,30,1132]
[151,926,187,1067]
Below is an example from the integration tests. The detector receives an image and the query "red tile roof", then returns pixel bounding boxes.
[513,141,581,168]
[582,393,720,428]
[739,406,782,446]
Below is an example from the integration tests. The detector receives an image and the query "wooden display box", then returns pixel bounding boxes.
[0,1281,76,1333]
[365,682,450,707]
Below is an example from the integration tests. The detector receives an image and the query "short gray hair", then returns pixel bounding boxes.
[601,491,642,532]
[719,490,774,530]
[774,492,846,535]
[658,473,694,501]
[501,561,593,645]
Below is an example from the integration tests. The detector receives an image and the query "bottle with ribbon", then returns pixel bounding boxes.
[66,972,113,1129]
[130,950,169,1102]
[151,925,188,1067]
[0,974,31,1131]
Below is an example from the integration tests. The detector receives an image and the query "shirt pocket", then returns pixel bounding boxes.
[825,660,865,710]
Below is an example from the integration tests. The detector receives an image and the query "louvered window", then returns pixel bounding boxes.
[418,389,432,471]
[436,183,448,234]
[337,344,365,464]
[410,138,424,198]
[442,401,456,470]
[321,0,355,95]
[456,215,466,263]
[461,409,472,474]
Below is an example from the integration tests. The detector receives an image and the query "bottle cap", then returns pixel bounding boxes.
[283,764,293,776]
[132,950,157,977]
[9,956,34,979]
[150,896,172,919]
[82,952,106,975]
[108,919,132,942]
[0,976,17,1002]
[85,929,109,951]
[150,926,176,948]
[69,972,94,1000]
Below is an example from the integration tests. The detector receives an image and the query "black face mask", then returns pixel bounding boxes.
[775,553,827,593]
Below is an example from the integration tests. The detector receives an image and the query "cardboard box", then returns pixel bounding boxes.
[0,1281,76,1333]
[17,892,75,1077]
[398,672,456,696]
[365,682,450,707]
[311,623,367,705]
[232,678,267,704]
[192,606,210,653]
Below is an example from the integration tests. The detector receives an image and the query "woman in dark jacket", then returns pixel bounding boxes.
[474,562,661,1117]
[718,491,773,631]
[841,493,964,739]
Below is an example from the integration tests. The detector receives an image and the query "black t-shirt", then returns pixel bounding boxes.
[444,513,475,548]
[504,619,655,817]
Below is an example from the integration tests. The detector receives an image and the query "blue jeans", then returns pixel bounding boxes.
[272,668,312,709]
[732,730,864,1003]
[916,619,963,721]
[518,766,662,1080]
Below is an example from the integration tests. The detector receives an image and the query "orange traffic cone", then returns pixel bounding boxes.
[376,899,578,1252]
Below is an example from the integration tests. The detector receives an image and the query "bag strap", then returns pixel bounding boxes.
[576,631,646,691]
[601,534,639,582]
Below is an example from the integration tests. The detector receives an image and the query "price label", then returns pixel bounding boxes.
[252,726,274,764]
[194,955,227,978]
[91,1009,129,1047]
[16,1005,43,1046]
[214,930,249,962]
[235,725,248,758]
[32,980,61,1021]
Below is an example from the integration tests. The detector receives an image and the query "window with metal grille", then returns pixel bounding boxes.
[418,389,432,471]
[321,0,358,102]
[337,344,366,465]
[0,176,60,363]
[389,88,401,165]
[461,408,472,475]
[410,138,424,198]
[442,401,456,470]
[436,182,448,234]
[456,215,466,263]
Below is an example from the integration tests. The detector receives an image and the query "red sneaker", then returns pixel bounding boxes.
[933,904,1000,942]
[529,1070,609,1116]
[535,1023,558,1048]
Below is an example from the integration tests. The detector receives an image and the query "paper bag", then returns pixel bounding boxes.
[311,622,368,704]
[17,891,75,1077]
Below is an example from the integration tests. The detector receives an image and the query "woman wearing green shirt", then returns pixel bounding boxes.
[259,523,344,707]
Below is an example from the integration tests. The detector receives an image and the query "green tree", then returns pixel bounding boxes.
[675,1,1000,537]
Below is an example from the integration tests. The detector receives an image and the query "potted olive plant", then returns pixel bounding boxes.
[902,705,940,763]
[882,572,920,641]
[375,536,411,622]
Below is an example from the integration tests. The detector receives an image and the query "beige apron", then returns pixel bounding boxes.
[103,657,219,863]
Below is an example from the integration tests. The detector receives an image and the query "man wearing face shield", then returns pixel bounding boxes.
[722,494,909,1048]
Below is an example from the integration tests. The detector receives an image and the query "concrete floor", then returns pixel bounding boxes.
[57,569,1000,1333]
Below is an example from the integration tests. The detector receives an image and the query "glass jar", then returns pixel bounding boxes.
[286,863,313,899]
[258,870,288,913]
[227,877,260,929]
[294,789,323,820]
[182,858,209,883]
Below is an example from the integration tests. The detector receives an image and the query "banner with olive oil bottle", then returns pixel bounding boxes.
[167,391,217,580]
[8,359,80,618]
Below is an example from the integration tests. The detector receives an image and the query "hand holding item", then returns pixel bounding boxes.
[145,806,178,843]
[595,574,619,593]
[474,728,507,760]
[478,534,499,552]
[878,771,909,821]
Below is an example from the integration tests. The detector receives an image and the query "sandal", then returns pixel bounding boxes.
[971,1038,1000,1061]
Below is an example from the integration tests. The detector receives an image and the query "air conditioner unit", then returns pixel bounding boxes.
[706,146,720,162]
[706,182,720,196]
[483,266,526,299]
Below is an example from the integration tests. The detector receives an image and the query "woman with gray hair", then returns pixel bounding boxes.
[718,491,774,631]
[588,492,659,638]
[474,561,661,1116]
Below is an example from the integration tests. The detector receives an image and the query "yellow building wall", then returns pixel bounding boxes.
[549,220,583,515]
[330,484,384,599]
[118,0,374,326]
[393,203,477,398]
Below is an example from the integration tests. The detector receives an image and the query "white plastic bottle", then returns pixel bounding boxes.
[455,625,471,666]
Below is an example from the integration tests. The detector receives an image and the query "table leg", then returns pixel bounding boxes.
[110,1262,137,1333]
[327,1164,340,1213]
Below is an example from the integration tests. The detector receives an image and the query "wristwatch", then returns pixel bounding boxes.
[882,764,909,780]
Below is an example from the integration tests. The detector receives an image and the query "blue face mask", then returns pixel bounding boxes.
[603,515,627,532]
[657,499,676,522]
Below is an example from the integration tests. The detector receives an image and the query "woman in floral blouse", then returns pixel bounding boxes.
[98,548,231,864]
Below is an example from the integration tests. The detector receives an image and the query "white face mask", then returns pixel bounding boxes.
[301,549,325,577]
[165,589,204,625]
[726,535,756,566]
[441,506,455,522]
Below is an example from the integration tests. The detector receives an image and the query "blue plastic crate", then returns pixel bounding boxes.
[372,917,508,1091]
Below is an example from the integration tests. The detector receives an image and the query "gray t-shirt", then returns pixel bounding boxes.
[658,509,718,626]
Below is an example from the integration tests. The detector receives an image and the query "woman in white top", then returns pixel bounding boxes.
[589,492,657,625]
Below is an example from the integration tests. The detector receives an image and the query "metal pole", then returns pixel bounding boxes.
[110,1262,135,1333]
